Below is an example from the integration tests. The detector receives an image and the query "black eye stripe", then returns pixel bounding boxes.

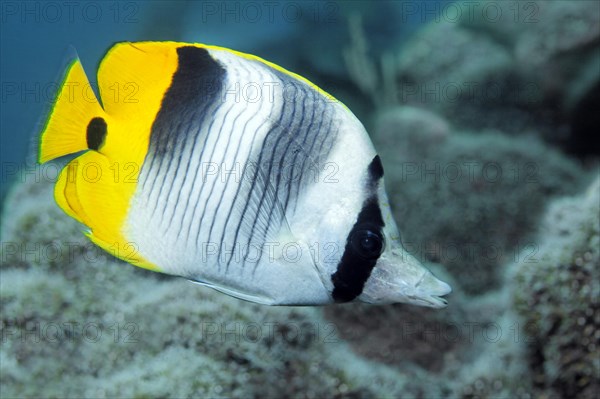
[331,197,385,302]
[330,154,386,302]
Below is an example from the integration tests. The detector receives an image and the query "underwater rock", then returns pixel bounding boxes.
[324,262,537,398]
[448,307,534,399]
[0,177,416,398]
[511,177,600,398]
[461,0,600,156]
[510,1,599,73]
[391,19,554,138]
[372,0,600,154]
[325,262,465,372]
[395,22,513,97]
[391,21,530,135]
[373,106,586,295]
[373,106,451,148]
[459,0,599,54]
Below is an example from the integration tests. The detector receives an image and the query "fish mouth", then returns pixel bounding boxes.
[409,270,452,308]
[407,293,449,308]
[369,270,452,307]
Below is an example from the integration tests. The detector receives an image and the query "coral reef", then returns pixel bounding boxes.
[3,164,594,398]
[511,177,600,398]
[373,106,585,295]
[324,261,537,398]
[466,0,600,156]
[392,21,530,135]
[0,177,416,398]
[345,0,600,155]
[325,263,467,373]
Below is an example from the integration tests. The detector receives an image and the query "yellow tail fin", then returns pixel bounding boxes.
[38,55,106,164]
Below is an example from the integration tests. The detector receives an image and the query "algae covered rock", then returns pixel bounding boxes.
[373,106,585,295]
[1,147,594,399]
[390,20,537,135]
[324,262,537,399]
[0,177,412,398]
[367,0,600,153]
[449,309,534,399]
[512,177,600,398]
[460,0,600,155]
[325,262,467,373]
[395,21,514,104]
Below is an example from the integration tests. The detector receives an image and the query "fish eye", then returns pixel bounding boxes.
[351,229,384,259]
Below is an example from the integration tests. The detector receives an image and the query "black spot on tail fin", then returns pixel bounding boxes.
[87,117,107,151]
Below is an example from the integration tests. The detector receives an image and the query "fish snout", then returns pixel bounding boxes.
[360,250,452,307]
[409,270,452,308]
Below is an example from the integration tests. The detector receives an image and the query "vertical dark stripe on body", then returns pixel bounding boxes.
[250,83,305,255]
[290,97,321,209]
[331,155,386,302]
[171,106,212,240]
[219,106,272,270]
[282,89,316,212]
[141,46,225,228]
[202,61,253,254]
[195,102,242,248]
[179,107,222,242]
[238,77,337,264]
[234,92,296,269]
[232,72,340,272]
[226,102,287,271]
[162,79,222,231]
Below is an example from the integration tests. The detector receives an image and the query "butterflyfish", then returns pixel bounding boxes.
[38,41,451,307]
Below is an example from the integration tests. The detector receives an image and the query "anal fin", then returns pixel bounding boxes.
[55,151,160,272]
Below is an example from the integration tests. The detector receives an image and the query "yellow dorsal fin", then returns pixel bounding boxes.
[94,42,179,161]
[97,41,179,117]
